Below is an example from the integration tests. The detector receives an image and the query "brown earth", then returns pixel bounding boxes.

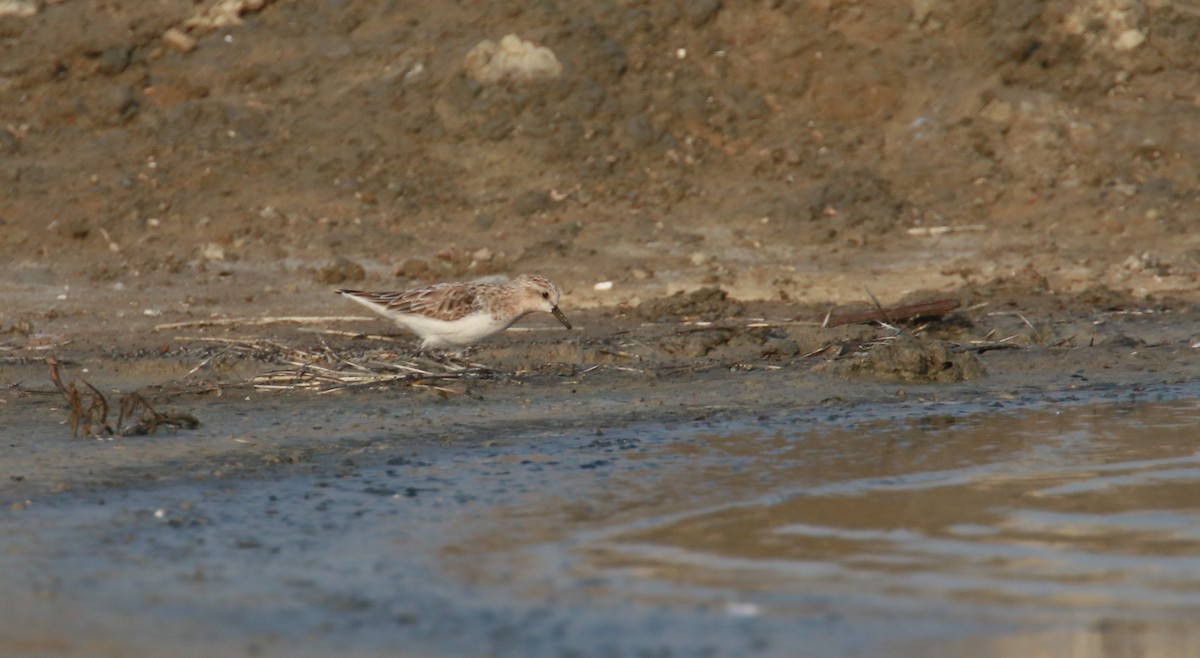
[3,0,1200,320]
[2,1,1200,449]
[4,0,1200,439]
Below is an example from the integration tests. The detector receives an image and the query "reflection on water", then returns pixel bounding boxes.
[474,400,1200,656]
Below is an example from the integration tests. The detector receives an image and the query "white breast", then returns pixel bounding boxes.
[394,311,512,348]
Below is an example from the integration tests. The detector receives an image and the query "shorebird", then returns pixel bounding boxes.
[335,274,572,349]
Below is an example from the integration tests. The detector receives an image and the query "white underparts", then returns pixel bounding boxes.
[339,293,520,348]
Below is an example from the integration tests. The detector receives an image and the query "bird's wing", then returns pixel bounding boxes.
[346,284,482,322]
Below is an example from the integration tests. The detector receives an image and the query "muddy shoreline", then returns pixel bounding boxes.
[5,286,1200,657]
[5,289,1199,501]
[4,319,1200,657]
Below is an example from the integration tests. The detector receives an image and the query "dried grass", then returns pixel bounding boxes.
[47,359,199,438]
[176,337,492,395]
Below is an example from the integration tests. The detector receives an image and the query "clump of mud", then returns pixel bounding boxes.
[315,256,367,285]
[636,287,745,322]
[836,334,985,383]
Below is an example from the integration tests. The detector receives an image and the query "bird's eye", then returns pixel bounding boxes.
[541,291,550,299]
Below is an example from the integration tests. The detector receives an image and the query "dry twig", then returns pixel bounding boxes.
[154,315,372,331]
[176,338,493,394]
[46,359,198,438]
[824,298,961,327]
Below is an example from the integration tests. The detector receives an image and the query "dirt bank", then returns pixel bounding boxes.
[3,0,1200,315]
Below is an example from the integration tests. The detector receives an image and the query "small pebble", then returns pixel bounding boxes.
[163,28,197,53]
[201,243,225,261]
[0,0,39,18]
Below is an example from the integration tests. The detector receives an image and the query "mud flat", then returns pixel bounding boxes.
[4,289,1200,657]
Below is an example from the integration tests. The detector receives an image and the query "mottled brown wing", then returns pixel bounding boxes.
[374,283,482,321]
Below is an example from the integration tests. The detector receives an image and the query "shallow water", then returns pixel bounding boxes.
[4,388,1200,657]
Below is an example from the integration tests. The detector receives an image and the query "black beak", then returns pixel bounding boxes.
[551,305,572,330]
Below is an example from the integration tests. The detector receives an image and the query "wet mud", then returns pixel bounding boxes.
[5,372,1200,657]
[6,262,1200,656]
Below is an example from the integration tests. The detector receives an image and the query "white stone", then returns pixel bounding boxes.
[202,242,226,261]
[0,1,39,18]
[464,34,563,84]
[1115,28,1146,51]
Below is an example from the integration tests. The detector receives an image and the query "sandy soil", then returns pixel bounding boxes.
[2,0,1200,507]
[3,0,1200,512]
[3,0,1200,315]
[2,1,1200,415]
[3,0,1199,387]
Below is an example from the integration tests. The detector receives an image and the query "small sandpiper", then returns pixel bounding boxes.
[336,274,572,349]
